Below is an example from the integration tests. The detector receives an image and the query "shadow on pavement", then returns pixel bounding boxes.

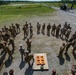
[64,53,70,61]
[24,66,33,75]
[0,52,6,71]
[72,52,76,60]
[57,56,65,65]
[5,58,12,68]
[19,60,25,70]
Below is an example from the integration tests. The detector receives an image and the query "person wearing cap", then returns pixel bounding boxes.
[19,44,25,61]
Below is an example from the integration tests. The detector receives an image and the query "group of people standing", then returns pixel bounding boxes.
[0,21,76,75]
[37,22,72,42]
[0,23,20,61]
[22,22,33,39]
[36,22,76,57]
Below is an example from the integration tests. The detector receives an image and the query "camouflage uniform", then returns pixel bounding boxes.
[51,24,56,36]
[58,43,65,57]
[29,23,33,38]
[15,23,20,34]
[8,37,15,50]
[56,24,61,38]
[19,44,25,60]
[60,27,67,39]
[22,25,27,39]
[25,54,33,67]
[65,29,71,42]
[47,23,51,36]
[65,42,72,54]
[25,22,29,36]
[69,31,76,42]
[37,22,41,34]
[3,43,13,60]
[26,39,32,53]
[41,23,45,35]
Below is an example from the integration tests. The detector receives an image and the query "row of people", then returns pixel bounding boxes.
[37,22,72,42]
[58,38,76,58]
[0,23,32,69]
[22,22,33,39]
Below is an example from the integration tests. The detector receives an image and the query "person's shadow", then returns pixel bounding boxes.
[0,52,6,71]
[57,55,65,65]
[5,57,12,68]
[64,52,70,61]
[24,65,33,75]
[72,52,76,60]
[3,72,8,75]
[19,60,25,70]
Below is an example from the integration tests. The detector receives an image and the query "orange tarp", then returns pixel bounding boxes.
[36,56,45,65]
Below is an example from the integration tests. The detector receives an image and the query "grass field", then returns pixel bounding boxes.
[0,3,55,23]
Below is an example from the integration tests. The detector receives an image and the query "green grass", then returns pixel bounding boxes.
[0,3,55,23]
[0,3,55,16]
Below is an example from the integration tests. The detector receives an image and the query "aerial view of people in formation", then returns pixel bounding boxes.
[0,21,76,75]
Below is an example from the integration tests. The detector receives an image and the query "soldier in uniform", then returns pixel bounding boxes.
[47,23,51,36]
[65,28,71,42]
[11,23,15,29]
[4,32,10,42]
[1,31,7,41]
[58,43,65,57]
[11,28,16,39]
[41,23,45,35]
[29,23,33,38]
[51,24,56,36]
[67,24,71,30]
[64,42,72,54]
[4,26,8,32]
[26,39,32,53]
[37,22,41,34]
[69,31,76,42]
[22,25,27,39]
[64,22,68,28]
[1,28,5,32]
[3,42,13,60]
[19,44,25,61]
[25,53,33,67]
[25,22,29,36]
[25,21,28,29]
[11,23,17,35]
[60,26,67,40]
[56,24,61,38]
[8,36,15,50]
[15,23,20,34]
